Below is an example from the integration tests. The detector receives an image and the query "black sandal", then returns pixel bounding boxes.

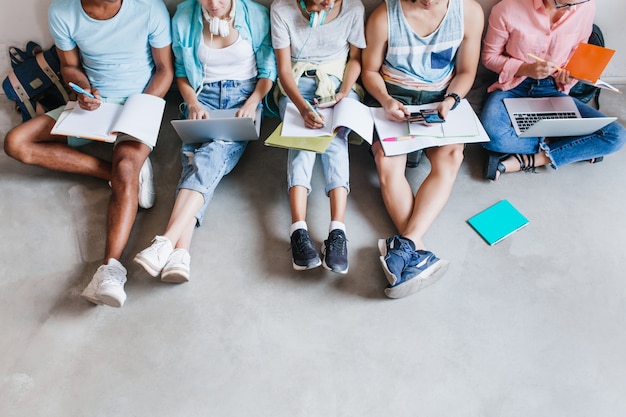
[485,152,508,180]
[485,153,537,181]
[513,154,537,173]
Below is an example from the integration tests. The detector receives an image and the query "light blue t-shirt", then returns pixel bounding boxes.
[48,0,172,99]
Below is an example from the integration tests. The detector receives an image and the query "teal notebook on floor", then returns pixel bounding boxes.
[467,200,529,245]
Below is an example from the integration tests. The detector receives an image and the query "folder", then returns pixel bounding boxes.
[564,43,619,92]
[467,200,529,245]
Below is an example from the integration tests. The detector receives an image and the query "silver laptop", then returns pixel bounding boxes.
[170,107,262,143]
[503,97,616,137]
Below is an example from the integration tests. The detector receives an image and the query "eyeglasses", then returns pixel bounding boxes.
[554,0,591,9]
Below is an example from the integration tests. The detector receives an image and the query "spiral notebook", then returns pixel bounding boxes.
[467,200,529,245]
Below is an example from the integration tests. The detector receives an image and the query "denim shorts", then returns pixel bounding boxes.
[178,78,257,225]
[278,75,356,195]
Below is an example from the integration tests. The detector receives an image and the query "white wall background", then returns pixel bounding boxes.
[1,0,624,92]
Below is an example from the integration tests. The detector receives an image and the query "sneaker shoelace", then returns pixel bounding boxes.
[327,232,347,255]
[99,266,125,286]
[292,233,316,257]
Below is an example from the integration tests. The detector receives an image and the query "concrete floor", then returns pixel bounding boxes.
[1,86,626,417]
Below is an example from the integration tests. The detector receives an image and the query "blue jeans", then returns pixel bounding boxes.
[178,78,257,225]
[480,77,626,168]
[278,75,356,195]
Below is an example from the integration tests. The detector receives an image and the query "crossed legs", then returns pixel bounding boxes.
[373,141,464,249]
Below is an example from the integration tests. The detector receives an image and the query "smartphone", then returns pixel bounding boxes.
[421,109,445,123]
[317,96,337,109]
[408,112,425,123]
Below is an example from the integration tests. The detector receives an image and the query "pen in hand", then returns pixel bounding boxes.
[68,82,96,99]
[526,53,565,72]
[305,101,325,127]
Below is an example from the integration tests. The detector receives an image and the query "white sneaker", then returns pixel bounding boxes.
[161,248,191,284]
[133,236,173,277]
[93,258,127,308]
[138,157,155,209]
[81,275,104,305]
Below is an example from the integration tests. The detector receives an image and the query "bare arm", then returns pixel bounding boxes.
[361,3,408,122]
[58,47,101,110]
[275,46,325,129]
[143,45,174,98]
[236,78,274,120]
[335,44,362,103]
[438,0,484,118]
[177,77,209,120]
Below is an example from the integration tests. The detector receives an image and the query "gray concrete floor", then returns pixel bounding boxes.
[1,86,626,417]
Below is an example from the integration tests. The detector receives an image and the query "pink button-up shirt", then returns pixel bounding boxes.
[482,0,595,93]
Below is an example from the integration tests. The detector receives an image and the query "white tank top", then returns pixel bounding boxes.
[199,35,257,83]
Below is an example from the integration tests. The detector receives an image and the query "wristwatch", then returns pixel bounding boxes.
[444,92,461,110]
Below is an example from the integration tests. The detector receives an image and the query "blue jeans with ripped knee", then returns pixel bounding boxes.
[480,77,626,168]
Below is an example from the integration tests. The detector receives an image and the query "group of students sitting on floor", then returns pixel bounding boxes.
[3,0,625,307]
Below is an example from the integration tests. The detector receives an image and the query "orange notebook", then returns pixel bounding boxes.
[564,42,615,84]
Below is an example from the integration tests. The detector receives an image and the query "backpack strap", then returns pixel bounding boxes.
[6,71,37,119]
[35,52,70,103]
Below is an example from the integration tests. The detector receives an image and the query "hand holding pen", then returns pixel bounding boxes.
[526,53,572,82]
[304,101,326,129]
[68,82,101,110]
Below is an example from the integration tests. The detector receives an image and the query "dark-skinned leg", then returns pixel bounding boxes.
[4,114,111,179]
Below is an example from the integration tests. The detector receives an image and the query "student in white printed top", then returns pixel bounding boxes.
[134,0,276,284]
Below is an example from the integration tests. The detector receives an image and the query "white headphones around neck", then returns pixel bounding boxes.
[299,0,332,28]
[202,0,236,37]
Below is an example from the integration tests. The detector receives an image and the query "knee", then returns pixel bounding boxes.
[112,156,141,189]
[4,128,29,162]
[375,154,404,187]
[430,146,464,177]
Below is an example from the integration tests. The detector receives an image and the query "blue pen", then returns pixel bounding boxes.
[305,101,325,127]
[68,82,95,99]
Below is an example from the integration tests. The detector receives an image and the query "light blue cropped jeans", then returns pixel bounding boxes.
[278,75,358,195]
[178,78,257,225]
[480,77,626,168]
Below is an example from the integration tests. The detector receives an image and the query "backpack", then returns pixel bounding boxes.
[2,41,70,122]
[569,24,604,109]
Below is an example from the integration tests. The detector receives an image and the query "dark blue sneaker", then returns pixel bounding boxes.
[377,235,416,285]
[321,229,348,274]
[384,249,450,299]
[290,229,322,270]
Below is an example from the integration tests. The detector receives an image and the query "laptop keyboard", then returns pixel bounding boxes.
[514,111,578,132]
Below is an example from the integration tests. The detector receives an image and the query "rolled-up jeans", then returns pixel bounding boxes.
[480,77,626,168]
[178,78,257,226]
[278,75,357,195]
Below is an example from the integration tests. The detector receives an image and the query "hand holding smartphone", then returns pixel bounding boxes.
[420,109,445,124]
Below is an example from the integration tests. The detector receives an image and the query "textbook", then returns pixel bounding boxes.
[564,43,620,93]
[280,97,374,143]
[467,200,529,246]
[51,93,166,145]
[265,122,336,153]
[373,99,490,157]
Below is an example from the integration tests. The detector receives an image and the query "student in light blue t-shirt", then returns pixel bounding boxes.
[3,0,174,308]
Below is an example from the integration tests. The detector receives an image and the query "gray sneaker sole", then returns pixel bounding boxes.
[292,257,322,271]
[378,239,399,285]
[384,259,450,299]
[161,268,190,284]
[133,255,162,277]
[321,243,349,274]
[96,290,126,308]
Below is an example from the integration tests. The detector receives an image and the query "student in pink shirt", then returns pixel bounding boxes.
[480,0,626,180]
